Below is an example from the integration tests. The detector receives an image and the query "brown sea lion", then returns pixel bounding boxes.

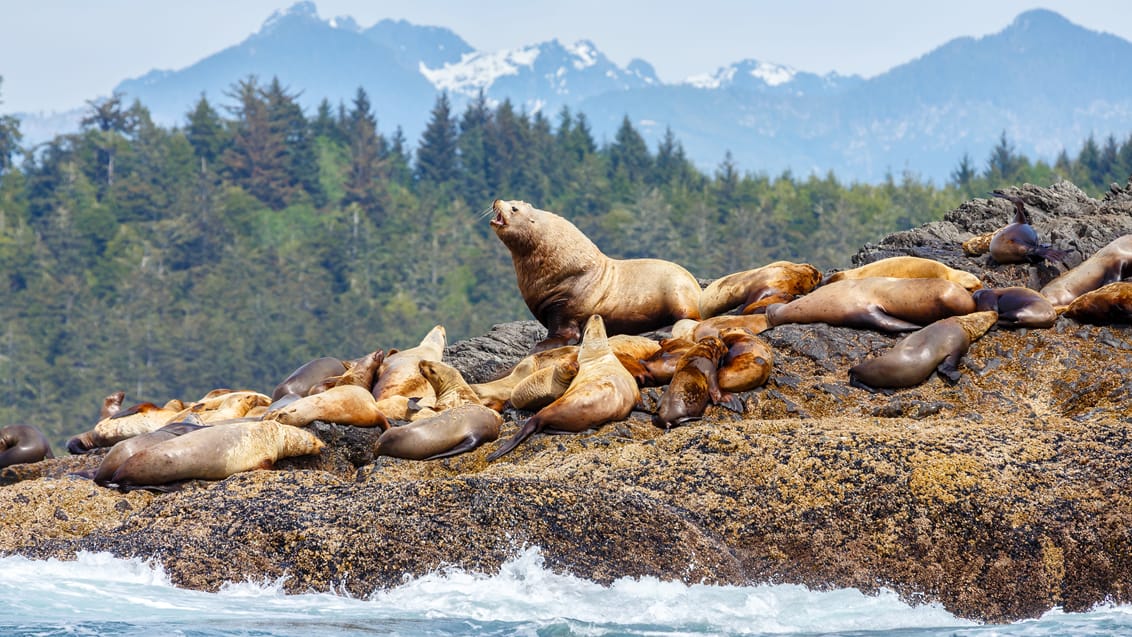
[266,384,389,429]
[100,391,125,419]
[988,192,1066,266]
[371,325,446,411]
[169,391,269,424]
[470,345,580,411]
[716,327,774,393]
[67,400,186,454]
[1040,235,1132,306]
[823,256,983,292]
[418,360,481,412]
[487,314,640,461]
[1063,282,1132,325]
[673,314,771,341]
[848,310,998,392]
[640,337,697,386]
[272,357,349,401]
[653,336,741,429]
[108,420,325,490]
[699,261,822,318]
[0,424,54,468]
[374,403,502,461]
[765,277,976,333]
[508,359,580,411]
[490,199,701,350]
[972,287,1057,329]
[91,420,208,485]
[309,350,386,396]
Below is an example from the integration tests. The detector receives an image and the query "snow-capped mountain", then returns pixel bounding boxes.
[11,4,1132,184]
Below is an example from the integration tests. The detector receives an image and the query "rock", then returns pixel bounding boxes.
[2,181,1132,624]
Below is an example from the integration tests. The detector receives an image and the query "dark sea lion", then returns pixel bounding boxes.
[100,391,125,419]
[716,327,774,393]
[1063,282,1132,325]
[108,420,325,490]
[699,261,822,318]
[0,424,54,468]
[308,350,385,396]
[91,420,208,485]
[988,192,1066,266]
[267,385,389,429]
[372,325,446,417]
[653,336,741,429]
[490,199,701,350]
[1040,234,1132,306]
[67,401,186,454]
[823,256,983,292]
[272,357,348,401]
[374,404,502,461]
[972,287,1057,329]
[640,337,697,386]
[848,310,998,392]
[766,277,977,333]
[508,359,580,411]
[487,314,640,461]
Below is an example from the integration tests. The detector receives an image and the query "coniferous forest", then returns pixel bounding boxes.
[1,75,1131,445]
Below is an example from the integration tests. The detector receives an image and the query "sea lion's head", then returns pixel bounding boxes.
[490,199,544,252]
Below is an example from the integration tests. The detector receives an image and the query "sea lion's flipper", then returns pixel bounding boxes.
[936,350,966,384]
[848,374,880,393]
[486,416,541,461]
[717,392,744,413]
[860,306,921,333]
[424,436,480,460]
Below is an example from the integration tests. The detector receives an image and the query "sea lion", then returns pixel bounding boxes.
[67,400,186,454]
[508,359,580,411]
[371,325,446,412]
[0,424,54,468]
[309,350,385,396]
[988,192,1066,266]
[108,419,325,490]
[487,314,640,461]
[490,199,701,349]
[962,231,995,257]
[100,391,125,419]
[699,261,822,318]
[1063,282,1132,325]
[848,310,998,392]
[169,391,268,424]
[272,357,348,401]
[823,256,983,292]
[1040,234,1132,306]
[640,337,697,385]
[91,420,208,485]
[653,336,741,429]
[765,277,976,333]
[470,345,579,411]
[374,404,502,460]
[672,314,771,341]
[266,384,389,429]
[972,287,1057,329]
[716,327,774,393]
[418,360,481,412]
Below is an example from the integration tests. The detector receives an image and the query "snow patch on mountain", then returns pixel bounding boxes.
[421,46,541,95]
[685,60,797,89]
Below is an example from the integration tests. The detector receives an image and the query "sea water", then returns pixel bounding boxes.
[0,548,1129,637]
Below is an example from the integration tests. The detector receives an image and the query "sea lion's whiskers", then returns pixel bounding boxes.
[478,206,495,220]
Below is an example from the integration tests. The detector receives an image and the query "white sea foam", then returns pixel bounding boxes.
[1,549,1130,636]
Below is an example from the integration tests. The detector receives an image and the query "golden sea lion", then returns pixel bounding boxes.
[972,286,1057,329]
[988,192,1066,266]
[640,337,697,386]
[371,325,446,411]
[309,350,385,396]
[848,311,998,392]
[823,256,983,292]
[487,314,640,461]
[0,424,54,468]
[716,327,774,393]
[67,400,186,454]
[418,360,480,412]
[490,199,701,350]
[266,384,389,429]
[100,391,125,419]
[91,420,208,486]
[674,314,771,341]
[765,277,976,333]
[1040,235,1132,306]
[470,345,579,411]
[108,420,325,490]
[272,357,349,401]
[508,359,580,411]
[699,261,822,318]
[653,336,740,429]
[1063,282,1132,325]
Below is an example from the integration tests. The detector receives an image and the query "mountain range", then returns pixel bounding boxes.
[15,2,1132,184]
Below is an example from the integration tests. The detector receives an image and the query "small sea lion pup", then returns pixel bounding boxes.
[988,192,1066,266]
[490,199,702,350]
[371,325,447,419]
[1040,234,1132,306]
[972,286,1057,329]
[698,261,822,318]
[653,336,741,430]
[1063,282,1132,325]
[765,277,976,333]
[848,310,998,392]
[823,256,983,292]
[0,424,54,468]
[487,314,640,461]
[374,360,502,460]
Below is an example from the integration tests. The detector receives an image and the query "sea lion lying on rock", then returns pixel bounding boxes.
[766,277,976,333]
[1040,234,1132,307]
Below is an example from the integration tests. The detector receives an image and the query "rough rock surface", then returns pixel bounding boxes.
[2,180,1132,624]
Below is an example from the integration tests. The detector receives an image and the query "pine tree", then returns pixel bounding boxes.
[457,90,492,203]
[185,93,227,171]
[985,130,1022,185]
[222,76,290,209]
[608,115,652,198]
[341,87,385,217]
[263,76,323,206]
[414,93,459,188]
[950,152,976,194]
[0,77,21,174]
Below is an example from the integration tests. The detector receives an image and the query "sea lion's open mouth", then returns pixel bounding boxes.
[490,210,506,228]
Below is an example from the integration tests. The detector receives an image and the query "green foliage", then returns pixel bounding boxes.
[1,78,1130,449]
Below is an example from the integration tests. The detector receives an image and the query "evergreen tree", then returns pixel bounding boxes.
[985,130,1022,184]
[311,98,344,144]
[221,75,291,209]
[607,115,652,199]
[950,152,976,194]
[414,92,459,187]
[0,77,21,174]
[185,93,228,171]
[457,90,492,203]
[385,126,412,188]
[1076,134,1101,187]
[263,76,323,205]
[81,92,133,193]
[341,87,385,217]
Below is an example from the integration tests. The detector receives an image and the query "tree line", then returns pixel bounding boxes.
[0,74,1128,445]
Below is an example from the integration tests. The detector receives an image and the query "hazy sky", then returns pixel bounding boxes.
[2,0,1131,114]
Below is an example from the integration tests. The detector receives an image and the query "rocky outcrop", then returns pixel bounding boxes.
[2,180,1131,624]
